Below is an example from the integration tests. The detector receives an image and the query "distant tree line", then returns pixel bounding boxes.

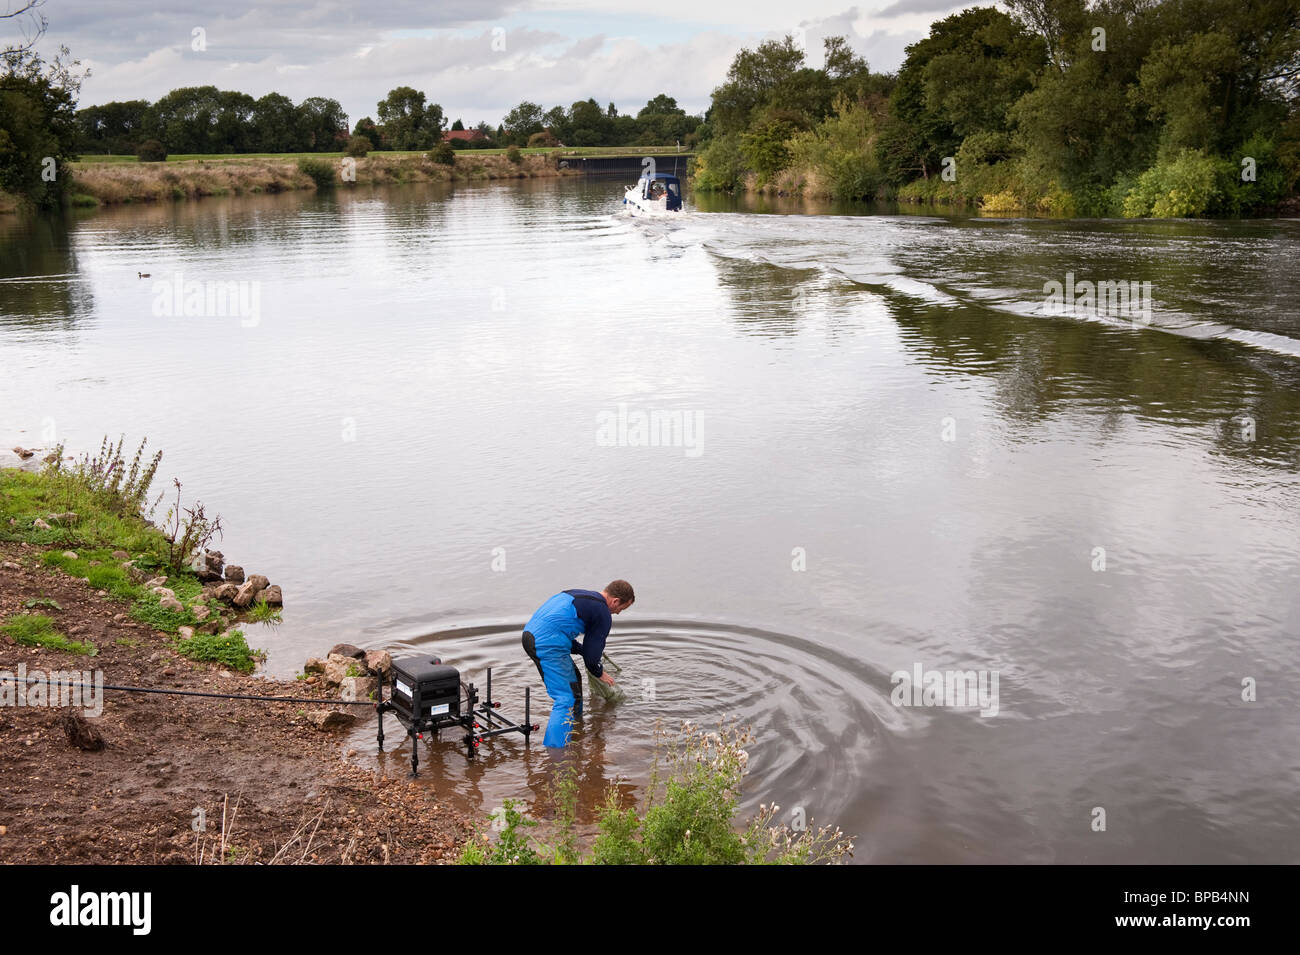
[75,84,705,156]
[694,0,1300,216]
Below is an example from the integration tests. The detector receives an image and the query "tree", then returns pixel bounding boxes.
[451,118,464,130]
[708,35,806,136]
[75,99,149,154]
[376,86,441,150]
[251,92,304,152]
[501,100,545,145]
[0,4,83,208]
[297,96,349,152]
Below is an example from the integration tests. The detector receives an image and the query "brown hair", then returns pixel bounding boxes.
[605,579,635,605]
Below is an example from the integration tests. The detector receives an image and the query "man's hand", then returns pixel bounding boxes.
[600,672,616,686]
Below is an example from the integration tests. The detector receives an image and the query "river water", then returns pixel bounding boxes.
[2,179,1298,863]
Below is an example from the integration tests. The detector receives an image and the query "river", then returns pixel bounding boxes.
[2,178,1298,862]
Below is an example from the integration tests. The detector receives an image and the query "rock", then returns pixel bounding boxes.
[61,711,105,751]
[111,550,129,560]
[323,653,362,687]
[339,675,378,702]
[192,605,210,622]
[113,613,129,624]
[42,453,58,465]
[62,551,78,560]
[223,565,245,584]
[219,671,233,679]
[177,626,195,640]
[212,582,239,602]
[307,710,357,731]
[123,563,147,584]
[364,649,392,677]
[12,446,34,459]
[47,512,79,526]
[194,549,225,582]
[304,657,326,674]
[231,575,268,608]
[2,561,19,571]
[32,518,50,530]
[260,585,283,607]
[197,620,222,635]
[150,587,176,600]
[159,596,183,613]
[328,643,366,661]
[144,576,167,589]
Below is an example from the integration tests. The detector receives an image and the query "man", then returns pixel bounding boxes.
[522,580,635,748]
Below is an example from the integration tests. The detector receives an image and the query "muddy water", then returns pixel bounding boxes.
[2,180,1300,862]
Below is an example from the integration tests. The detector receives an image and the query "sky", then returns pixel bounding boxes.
[8,0,982,126]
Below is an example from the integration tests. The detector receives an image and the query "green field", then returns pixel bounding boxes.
[73,145,695,165]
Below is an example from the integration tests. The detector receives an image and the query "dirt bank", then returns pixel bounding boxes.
[66,153,580,209]
[0,541,472,864]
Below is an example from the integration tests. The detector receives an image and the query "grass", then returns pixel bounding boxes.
[1,458,264,672]
[175,629,259,673]
[72,145,694,164]
[0,613,97,656]
[247,598,282,625]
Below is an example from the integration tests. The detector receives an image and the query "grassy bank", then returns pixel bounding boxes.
[63,152,584,209]
[1,441,261,671]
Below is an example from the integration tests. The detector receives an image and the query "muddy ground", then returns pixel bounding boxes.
[0,541,473,864]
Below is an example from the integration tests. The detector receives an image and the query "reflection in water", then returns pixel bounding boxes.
[2,180,1299,862]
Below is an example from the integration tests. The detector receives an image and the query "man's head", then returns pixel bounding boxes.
[602,579,635,614]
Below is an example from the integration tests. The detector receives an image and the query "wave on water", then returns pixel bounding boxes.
[657,212,1300,360]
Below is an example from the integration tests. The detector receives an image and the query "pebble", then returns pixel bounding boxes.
[1,561,19,570]
[62,551,78,560]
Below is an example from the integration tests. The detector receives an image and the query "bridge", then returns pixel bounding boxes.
[555,153,694,179]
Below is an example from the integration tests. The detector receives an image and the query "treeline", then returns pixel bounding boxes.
[695,0,1300,216]
[75,86,704,156]
[76,89,349,155]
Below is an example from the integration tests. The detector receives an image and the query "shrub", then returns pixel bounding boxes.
[43,435,163,518]
[506,146,523,165]
[297,157,336,189]
[526,130,559,149]
[787,97,884,200]
[459,719,854,865]
[693,133,747,192]
[136,140,167,162]
[430,142,456,165]
[1122,149,1227,218]
[345,135,371,158]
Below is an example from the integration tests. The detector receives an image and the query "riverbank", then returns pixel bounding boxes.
[59,153,580,210]
[0,455,471,863]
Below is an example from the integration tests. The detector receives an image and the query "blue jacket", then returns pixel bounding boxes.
[525,589,612,677]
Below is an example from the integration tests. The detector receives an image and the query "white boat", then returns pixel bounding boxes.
[624,173,683,215]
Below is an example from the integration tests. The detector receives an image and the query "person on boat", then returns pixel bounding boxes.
[521,581,634,748]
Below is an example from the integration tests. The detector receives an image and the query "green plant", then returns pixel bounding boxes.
[43,435,163,518]
[506,146,523,165]
[297,157,336,189]
[136,139,168,162]
[0,614,96,655]
[429,141,456,165]
[161,478,223,571]
[247,597,282,625]
[345,135,371,158]
[174,629,260,673]
[23,597,62,610]
[458,800,543,865]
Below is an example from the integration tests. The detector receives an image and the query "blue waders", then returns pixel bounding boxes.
[522,630,583,748]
